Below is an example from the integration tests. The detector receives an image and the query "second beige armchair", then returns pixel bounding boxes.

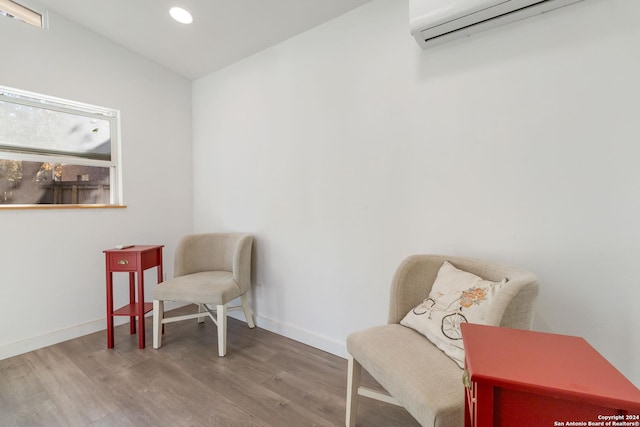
[345,254,539,426]
[152,233,254,357]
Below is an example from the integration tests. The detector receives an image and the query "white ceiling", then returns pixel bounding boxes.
[29,0,374,81]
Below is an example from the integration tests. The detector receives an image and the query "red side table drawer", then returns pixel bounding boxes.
[107,252,138,271]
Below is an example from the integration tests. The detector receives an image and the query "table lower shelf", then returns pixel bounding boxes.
[112,302,153,316]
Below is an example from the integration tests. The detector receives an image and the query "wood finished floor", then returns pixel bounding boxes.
[0,306,420,427]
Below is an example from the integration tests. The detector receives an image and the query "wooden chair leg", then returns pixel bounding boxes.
[217,304,227,356]
[346,354,362,427]
[240,294,256,328]
[197,303,206,323]
[152,300,163,349]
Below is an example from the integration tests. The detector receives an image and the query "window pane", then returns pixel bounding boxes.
[0,99,111,161]
[0,85,121,207]
[0,159,111,205]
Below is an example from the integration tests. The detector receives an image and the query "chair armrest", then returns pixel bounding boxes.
[232,234,253,293]
[173,234,192,277]
[387,255,448,324]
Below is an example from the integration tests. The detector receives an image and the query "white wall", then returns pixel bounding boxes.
[0,11,192,356]
[193,0,640,386]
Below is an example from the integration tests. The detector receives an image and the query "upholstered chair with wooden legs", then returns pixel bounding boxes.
[345,254,539,427]
[152,233,254,357]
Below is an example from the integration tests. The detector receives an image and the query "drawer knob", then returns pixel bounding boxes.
[117,259,129,265]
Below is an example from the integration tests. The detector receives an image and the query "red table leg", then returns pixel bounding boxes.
[106,270,114,349]
[137,271,145,349]
[129,272,136,334]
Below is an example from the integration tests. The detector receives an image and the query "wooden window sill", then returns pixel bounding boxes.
[0,204,127,210]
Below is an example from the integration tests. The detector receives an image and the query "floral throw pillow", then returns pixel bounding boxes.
[400,261,507,368]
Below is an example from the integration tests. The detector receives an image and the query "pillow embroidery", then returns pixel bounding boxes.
[401,261,507,367]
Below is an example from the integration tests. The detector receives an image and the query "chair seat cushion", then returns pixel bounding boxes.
[152,271,241,305]
[347,324,464,427]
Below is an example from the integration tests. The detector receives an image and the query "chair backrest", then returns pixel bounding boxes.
[388,254,539,330]
[174,233,253,292]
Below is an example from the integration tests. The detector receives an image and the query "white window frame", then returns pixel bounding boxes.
[0,85,123,208]
[0,0,47,28]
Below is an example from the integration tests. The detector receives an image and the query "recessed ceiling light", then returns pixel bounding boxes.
[169,7,193,24]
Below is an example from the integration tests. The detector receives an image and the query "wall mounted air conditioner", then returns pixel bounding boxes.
[410,0,584,48]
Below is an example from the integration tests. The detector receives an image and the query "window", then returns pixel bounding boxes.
[0,0,43,28]
[0,86,122,208]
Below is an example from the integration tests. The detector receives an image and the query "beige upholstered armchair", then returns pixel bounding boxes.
[152,233,254,357]
[345,254,539,427]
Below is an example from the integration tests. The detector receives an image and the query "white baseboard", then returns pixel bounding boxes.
[0,318,107,360]
[229,311,348,359]
[0,301,186,361]
[1,305,348,362]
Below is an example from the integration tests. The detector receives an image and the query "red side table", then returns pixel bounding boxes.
[462,323,640,427]
[104,245,164,349]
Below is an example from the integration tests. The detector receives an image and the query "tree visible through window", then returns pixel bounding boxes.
[0,86,121,206]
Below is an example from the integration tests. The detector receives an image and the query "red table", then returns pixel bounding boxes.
[461,323,640,427]
[104,245,164,349]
